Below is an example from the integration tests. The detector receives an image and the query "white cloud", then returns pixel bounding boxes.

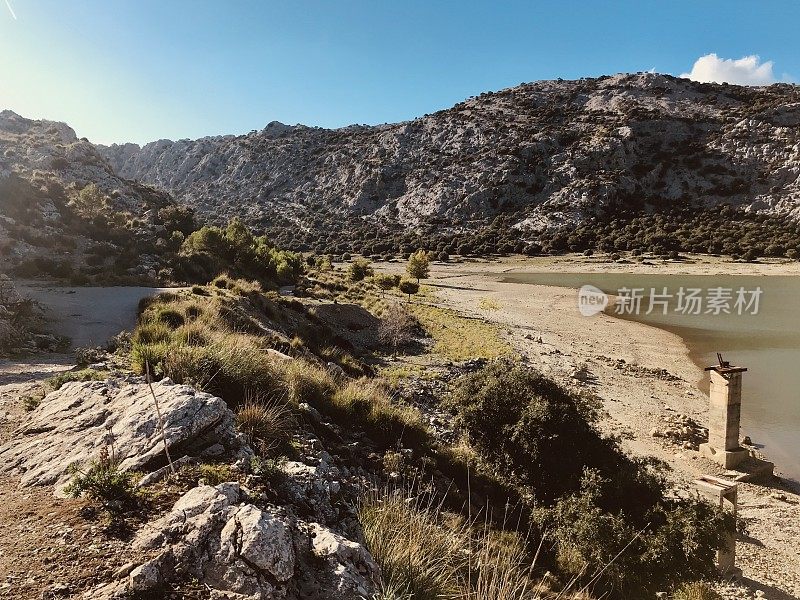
[680,54,778,86]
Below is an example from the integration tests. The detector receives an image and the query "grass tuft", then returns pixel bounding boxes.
[236,397,294,455]
[672,582,722,600]
[198,463,238,485]
[329,380,429,449]
[46,368,106,392]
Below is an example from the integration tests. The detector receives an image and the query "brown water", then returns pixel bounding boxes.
[500,272,800,482]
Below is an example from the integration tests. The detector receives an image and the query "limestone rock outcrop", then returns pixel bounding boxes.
[0,377,251,494]
[88,482,380,600]
[97,73,800,245]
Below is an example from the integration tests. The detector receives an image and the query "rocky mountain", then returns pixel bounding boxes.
[98,73,800,253]
[0,109,171,216]
[0,110,180,281]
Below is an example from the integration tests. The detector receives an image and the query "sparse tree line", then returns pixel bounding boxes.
[258,203,800,263]
[4,173,800,289]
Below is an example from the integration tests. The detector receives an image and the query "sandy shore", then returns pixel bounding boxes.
[393,257,800,600]
[443,253,800,276]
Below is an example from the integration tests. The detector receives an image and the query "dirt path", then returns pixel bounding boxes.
[16,283,177,348]
[0,285,170,598]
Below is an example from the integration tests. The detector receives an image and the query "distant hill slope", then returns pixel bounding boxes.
[97,73,800,254]
[0,110,179,282]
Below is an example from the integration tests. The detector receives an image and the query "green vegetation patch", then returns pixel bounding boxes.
[447,360,731,598]
[409,304,511,361]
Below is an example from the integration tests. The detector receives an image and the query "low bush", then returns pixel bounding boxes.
[131,341,170,375]
[65,457,139,514]
[373,273,401,294]
[327,380,429,449]
[154,307,185,328]
[534,470,729,598]
[0,318,24,355]
[447,360,616,502]
[448,360,730,598]
[348,258,373,282]
[74,346,107,367]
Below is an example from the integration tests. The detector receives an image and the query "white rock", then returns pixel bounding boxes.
[0,378,251,494]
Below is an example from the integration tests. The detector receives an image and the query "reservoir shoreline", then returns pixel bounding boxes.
[397,254,800,595]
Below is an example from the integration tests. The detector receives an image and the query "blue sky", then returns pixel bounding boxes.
[1,0,797,145]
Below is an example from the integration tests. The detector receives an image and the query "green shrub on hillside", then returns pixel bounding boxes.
[178,219,303,285]
[398,278,420,300]
[65,458,140,514]
[159,339,284,406]
[535,469,729,598]
[373,273,401,294]
[447,360,618,502]
[348,258,373,282]
[447,360,730,598]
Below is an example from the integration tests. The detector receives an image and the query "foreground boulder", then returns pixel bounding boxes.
[88,482,380,600]
[0,377,251,494]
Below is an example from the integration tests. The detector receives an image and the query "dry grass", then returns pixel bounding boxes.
[159,335,285,405]
[132,321,173,345]
[330,380,429,449]
[408,304,511,361]
[382,450,405,474]
[130,284,432,452]
[360,488,553,600]
[210,273,264,295]
[671,582,722,600]
[236,397,294,455]
[279,359,338,406]
[360,490,467,600]
[379,363,435,387]
[477,297,502,312]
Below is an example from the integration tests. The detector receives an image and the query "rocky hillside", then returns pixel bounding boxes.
[0,111,185,282]
[99,73,800,253]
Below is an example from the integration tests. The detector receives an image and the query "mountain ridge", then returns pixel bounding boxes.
[3,72,800,259]
[94,72,800,253]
